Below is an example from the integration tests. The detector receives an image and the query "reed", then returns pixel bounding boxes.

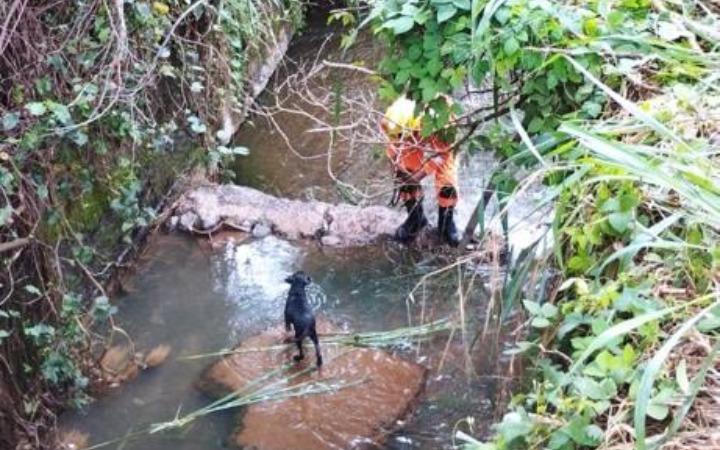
[179,318,453,360]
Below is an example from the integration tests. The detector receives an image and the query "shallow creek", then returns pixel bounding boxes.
[62,233,513,449]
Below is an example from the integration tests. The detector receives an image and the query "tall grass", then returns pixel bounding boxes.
[459,0,720,448]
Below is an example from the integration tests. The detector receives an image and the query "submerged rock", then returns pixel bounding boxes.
[197,319,426,450]
[172,184,404,247]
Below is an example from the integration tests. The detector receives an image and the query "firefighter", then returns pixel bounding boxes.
[381,95,460,246]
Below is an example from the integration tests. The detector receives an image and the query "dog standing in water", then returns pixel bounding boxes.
[284,271,323,367]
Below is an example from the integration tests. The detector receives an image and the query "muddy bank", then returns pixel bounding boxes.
[198,318,427,450]
[171,184,404,247]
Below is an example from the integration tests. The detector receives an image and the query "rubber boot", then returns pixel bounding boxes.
[395,199,428,242]
[438,206,460,247]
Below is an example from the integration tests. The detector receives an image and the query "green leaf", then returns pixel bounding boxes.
[0,206,13,226]
[522,300,542,315]
[437,4,458,23]
[567,298,706,378]
[496,410,532,444]
[608,211,633,233]
[71,131,88,146]
[531,317,551,328]
[541,302,558,318]
[697,306,720,332]
[574,376,617,400]
[3,112,19,131]
[427,58,443,77]
[503,36,520,55]
[452,0,471,10]
[48,103,72,125]
[0,329,10,343]
[646,401,669,421]
[24,285,41,296]
[635,298,720,450]
[383,16,415,34]
[25,102,47,116]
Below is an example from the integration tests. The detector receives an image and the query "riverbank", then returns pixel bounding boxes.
[0,1,303,447]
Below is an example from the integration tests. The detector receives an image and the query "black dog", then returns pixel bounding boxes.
[284,271,322,367]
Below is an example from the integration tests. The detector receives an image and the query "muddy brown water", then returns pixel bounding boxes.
[61,233,514,449]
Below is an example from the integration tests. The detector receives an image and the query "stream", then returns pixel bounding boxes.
[61,234,513,449]
[60,8,537,450]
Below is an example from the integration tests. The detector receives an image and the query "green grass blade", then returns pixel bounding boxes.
[634,299,720,450]
[567,294,712,378]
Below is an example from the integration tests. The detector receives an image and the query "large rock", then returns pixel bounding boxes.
[172,184,404,247]
[197,319,426,450]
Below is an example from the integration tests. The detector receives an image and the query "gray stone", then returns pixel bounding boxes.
[167,215,179,231]
[178,212,199,231]
[200,211,221,231]
[320,235,342,247]
[252,223,272,238]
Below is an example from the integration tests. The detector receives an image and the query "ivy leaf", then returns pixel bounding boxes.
[531,317,551,328]
[25,102,47,116]
[48,103,72,125]
[0,329,10,343]
[3,112,20,131]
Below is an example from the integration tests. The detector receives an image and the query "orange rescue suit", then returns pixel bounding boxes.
[384,130,459,208]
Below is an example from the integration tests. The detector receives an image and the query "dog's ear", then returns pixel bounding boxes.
[303,274,312,285]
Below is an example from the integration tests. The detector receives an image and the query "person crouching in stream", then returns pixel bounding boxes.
[380,95,460,246]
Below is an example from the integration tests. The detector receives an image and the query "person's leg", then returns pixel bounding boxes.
[433,152,460,246]
[388,145,428,242]
[395,176,428,242]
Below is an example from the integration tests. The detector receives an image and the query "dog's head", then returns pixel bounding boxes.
[284,271,312,287]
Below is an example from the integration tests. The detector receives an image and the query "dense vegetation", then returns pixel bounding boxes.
[0,1,301,447]
[2,0,719,448]
[341,0,720,448]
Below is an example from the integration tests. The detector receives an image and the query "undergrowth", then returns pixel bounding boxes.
[340,0,720,448]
